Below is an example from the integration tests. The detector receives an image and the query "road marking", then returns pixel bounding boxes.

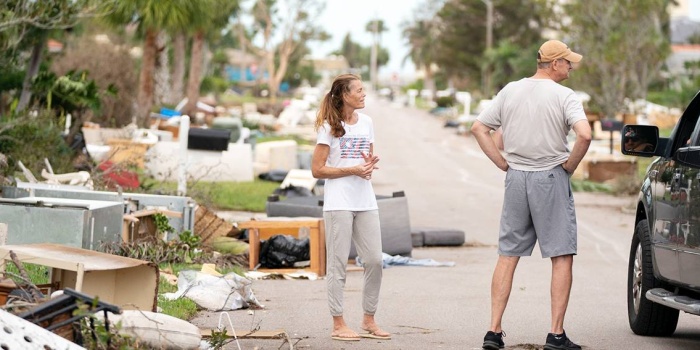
[578,219,628,263]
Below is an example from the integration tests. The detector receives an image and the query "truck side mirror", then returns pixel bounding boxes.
[622,125,659,157]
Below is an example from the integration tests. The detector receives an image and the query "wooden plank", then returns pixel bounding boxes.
[200,328,288,339]
[249,228,260,271]
[194,206,235,243]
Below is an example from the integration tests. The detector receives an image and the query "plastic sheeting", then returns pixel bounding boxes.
[356,253,456,268]
[162,270,264,311]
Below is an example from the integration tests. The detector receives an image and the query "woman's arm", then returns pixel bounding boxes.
[311,144,378,180]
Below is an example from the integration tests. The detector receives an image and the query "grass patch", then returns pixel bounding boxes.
[144,180,281,212]
[571,179,612,193]
[201,181,281,211]
[157,293,199,320]
[4,263,49,285]
[257,134,315,146]
[157,263,200,320]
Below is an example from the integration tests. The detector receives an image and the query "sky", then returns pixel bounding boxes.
[307,0,426,81]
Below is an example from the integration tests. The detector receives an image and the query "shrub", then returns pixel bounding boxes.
[0,112,76,179]
[435,96,455,108]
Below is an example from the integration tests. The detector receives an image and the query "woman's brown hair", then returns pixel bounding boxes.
[314,73,360,138]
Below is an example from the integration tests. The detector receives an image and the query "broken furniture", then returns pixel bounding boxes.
[40,168,93,188]
[193,205,237,244]
[239,218,326,277]
[265,191,413,258]
[0,243,158,311]
[3,184,197,240]
[18,288,121,343]
[0,197,124,249]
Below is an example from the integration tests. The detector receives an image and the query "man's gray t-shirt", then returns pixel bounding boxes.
[477,78,587,171]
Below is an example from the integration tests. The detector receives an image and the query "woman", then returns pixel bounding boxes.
[311,74,390,342]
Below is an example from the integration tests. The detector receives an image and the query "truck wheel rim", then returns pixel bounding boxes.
[633,242,643,314]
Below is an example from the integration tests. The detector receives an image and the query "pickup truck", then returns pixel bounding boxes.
[622,92,700,336]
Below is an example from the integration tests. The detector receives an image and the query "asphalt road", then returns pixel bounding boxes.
[191,94,700,349]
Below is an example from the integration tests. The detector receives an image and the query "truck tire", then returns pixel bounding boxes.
[627,219,679,336]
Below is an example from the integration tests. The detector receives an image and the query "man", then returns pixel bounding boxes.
[471,39,592,350]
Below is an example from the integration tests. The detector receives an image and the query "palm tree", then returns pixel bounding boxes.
[183,0,240,117]
[402,17,439,98]
[103,0,192,126]
[365,19,387,89]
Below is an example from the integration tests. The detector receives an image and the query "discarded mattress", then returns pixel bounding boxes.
[411,227,465,247]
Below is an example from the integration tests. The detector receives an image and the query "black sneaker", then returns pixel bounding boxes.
[544,330,581,350]
[482,330,505,350]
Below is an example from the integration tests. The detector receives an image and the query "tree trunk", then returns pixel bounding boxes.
[136,28,158,127]
[154,31,170,107]
[425,64,436,99]
[266,50,278,104]
[184,30,205,118]
[16,34,47,113]
[170,31,187,106]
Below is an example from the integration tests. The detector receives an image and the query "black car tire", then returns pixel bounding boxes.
[627,219,679,336]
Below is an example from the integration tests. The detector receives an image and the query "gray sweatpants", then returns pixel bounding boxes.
[324,210,383,317]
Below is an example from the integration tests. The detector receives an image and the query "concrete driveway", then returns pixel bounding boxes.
[190,94,700,349]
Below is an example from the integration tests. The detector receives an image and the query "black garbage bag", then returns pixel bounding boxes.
[273,184,313,197]
[258,169,288,182]
[259,234,310,268]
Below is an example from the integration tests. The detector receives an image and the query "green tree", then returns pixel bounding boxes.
[0,0,106,113]
[564,0,672,119]
[339,33,364,68]
[434,0,554,93]
[182,0,240,117]
[102,0,194,126]
[241,0,328,103]
[402,0,442,97]
[332,33,389,79]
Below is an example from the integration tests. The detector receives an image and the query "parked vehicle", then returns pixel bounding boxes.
[622,93,700,336]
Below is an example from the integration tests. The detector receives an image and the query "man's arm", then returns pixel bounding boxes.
[562,119,592,174]
[471,120,508,171]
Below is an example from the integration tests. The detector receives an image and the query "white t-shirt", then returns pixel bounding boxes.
[477,78,587,171]
[317,112,378,211]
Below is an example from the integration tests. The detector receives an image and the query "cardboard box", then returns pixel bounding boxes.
[0,243,158,311]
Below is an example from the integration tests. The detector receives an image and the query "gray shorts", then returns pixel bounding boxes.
[499,165,577,258]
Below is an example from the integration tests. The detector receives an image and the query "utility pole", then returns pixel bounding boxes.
[481,0,493,98]
[370,16,378,91]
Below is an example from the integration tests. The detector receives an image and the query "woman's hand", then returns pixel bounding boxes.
[357,151,380,180]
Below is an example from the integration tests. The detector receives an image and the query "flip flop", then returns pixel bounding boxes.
[360,329,391,340]
[331,334,361,341]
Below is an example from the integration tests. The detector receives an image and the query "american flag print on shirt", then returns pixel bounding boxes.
[339,136,370,159]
